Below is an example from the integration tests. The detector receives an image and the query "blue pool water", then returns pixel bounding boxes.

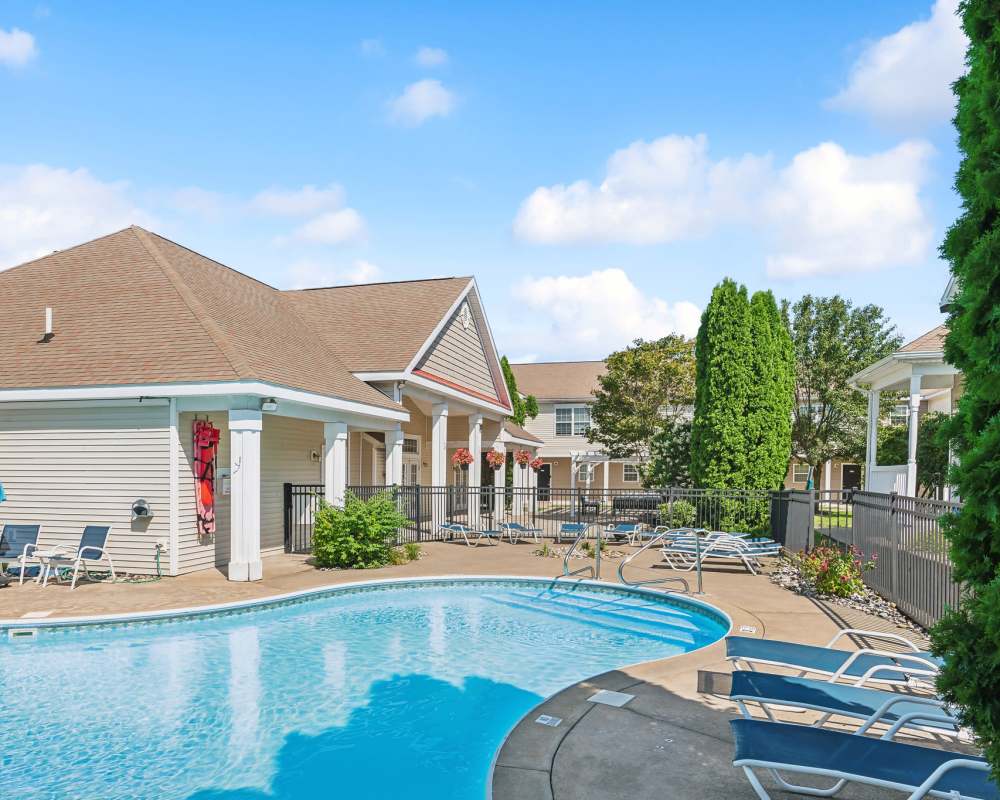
[0,578,727,799]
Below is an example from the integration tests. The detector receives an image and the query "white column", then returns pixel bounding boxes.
[823,459,832,492]
[513,457,527,515]
[228,409,262,582]
[570,456,577,491]
[431,402,449,487]
[603,459,610,499]
[323,422,348,507]
[865,389,880,489]
[385,425,403,486]
[493,444,506,521]
[906,375,922,497]
[468,415,483,527]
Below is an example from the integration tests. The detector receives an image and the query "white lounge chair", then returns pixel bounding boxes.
[0,523,42,584]
[440,522,501,547]
[39,525,116,589]
[498,522,541,544]
[662,533,780,574]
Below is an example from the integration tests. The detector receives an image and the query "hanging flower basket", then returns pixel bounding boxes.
[514,449,532,468]
[452,447,474,471]
[485,450,506,471]
[529,457,544,473]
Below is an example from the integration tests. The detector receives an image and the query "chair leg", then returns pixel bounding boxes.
[18,558,26,585]
[71,561,81,590]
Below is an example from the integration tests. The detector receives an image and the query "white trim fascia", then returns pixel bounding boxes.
[0,398,170,410]
[0,380,408,422]
[499,430,543,448]
[465,278,515,410]
[404,279,475,373]
[400,373,511,416]
[353,371,408,382]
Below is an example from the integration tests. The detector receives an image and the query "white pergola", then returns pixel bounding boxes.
[849,329,959,497]
[569,450,641,495]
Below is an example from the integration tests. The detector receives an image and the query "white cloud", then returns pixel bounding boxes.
[415,46,448,67]
[514,134,769,244]
[171,186,227,219]
[360,38,384,57]
[509,269,701,359]
[513,133,934,277]
[0,164,148,269]
[286,259,382,289]
[826,0,967,128]
[763,140,933,277]
[0,27,38,67]
[289,208,366,244]
[251,184,345,216]
[387,79,455,126]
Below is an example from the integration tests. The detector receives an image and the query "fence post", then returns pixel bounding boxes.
[807,490,816,550]
[889,491,899,601]
[283,482,292,552]
[667,486,675,527]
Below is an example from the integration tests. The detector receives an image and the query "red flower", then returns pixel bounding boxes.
[513,449,532,466]
[451,447,475,467]
[485,450,506,470]
[529,457,544,472]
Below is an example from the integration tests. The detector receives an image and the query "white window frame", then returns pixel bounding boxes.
[889,404,909,427]
[792,464,810,483]
[555,404,591,437]
[622,463,640,483]
[577,462,595,483]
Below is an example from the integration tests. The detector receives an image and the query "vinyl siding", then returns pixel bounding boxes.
[417,301,499,401]
[523,401,595,456]
[0,402,171,575]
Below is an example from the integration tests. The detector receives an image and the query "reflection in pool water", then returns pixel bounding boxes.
[0,579,727,799]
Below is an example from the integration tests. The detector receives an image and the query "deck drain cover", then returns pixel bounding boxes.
[738,625,757,634]
[587,690,634,707]
[535,715,562,727]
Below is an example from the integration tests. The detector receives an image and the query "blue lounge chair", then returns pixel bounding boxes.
[731,718,997,800]
[556,522,588,543]
[727,629,941,686]
[729,670,960,738]
[439,522,500,547]
[604,522,643,545]
[39,525,116,589]
[662,534,781,574]
[498,521,542,544]
[0,523,42,584]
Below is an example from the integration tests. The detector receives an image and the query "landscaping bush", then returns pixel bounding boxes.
[658,499,697,528]
[791,544,876,598]
[312,492,408,569]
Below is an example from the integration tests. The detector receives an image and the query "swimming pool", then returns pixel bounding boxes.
[0,577,728,799]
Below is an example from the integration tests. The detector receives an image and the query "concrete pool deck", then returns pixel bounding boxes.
[1,541,935,800]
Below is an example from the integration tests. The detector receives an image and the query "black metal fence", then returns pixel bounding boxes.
[282,482,962,628]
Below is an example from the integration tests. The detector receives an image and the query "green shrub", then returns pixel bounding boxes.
[659,499,697,528]
[792,544,876,598]
[312,492,408,569]
[404,542,421,561]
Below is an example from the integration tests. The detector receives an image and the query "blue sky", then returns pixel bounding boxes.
[1,1,965,361]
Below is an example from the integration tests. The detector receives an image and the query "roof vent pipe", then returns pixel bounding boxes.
[41,307,54,343]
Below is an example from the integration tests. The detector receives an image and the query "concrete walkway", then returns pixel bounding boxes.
[1,541,935,800]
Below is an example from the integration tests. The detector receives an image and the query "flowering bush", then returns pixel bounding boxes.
[451,447,474,468]
[485,450,506,470]
[529,457,544,472]
[792,545,877,598]
[513,449,532,467]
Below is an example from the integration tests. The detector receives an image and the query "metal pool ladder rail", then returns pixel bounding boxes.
[562,523,603,580]
[617,527,700,594]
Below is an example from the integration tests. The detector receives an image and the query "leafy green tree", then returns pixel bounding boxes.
[930,0,1000,776]
[876,411,950,497]
[691,279,753,488]
[643,419,692,487]
[588,335,695,460]
[784,295,901,474]
[747,290,796,489]
[500,356,538,427]
[312,491,408,569]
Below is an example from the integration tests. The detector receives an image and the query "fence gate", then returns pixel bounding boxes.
[771,490,814,552]
[284,483,324,553]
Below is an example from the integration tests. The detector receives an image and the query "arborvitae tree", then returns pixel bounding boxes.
[931,0,1000,777]
[500,356,538,427]
[690,279,753,488]
[746,290,795,489]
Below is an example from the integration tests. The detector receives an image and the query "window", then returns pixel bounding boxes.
[792,464,810,483]
[577,463,595,482]
[890,404,909,427]
[623,463,640,483]
[555,405,591,436]
[402,437,419,455]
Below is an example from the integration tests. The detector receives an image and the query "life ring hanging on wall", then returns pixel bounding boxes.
[193,419,221,537]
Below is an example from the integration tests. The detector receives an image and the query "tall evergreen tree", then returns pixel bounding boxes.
[746,290,795,489]
[931,0,1000,777]
[690,279,753,488]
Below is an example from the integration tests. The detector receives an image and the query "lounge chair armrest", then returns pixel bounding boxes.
[23,543,39,557]
[908,758,990,800]
[854,695,949,735]
[880,711,962,740]
[826,628,924,652]
[830,648,940,683]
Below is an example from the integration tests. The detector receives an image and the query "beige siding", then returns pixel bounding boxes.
[524,401,593,456]
[417,301,499,401]
[0,402,171,575]
[540,458,642,490]
[176,411,231,574]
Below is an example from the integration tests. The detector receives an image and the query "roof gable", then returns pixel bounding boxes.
[283,278,470,372]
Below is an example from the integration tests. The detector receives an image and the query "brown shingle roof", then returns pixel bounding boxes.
[509,361,606,400]
[503,420,544,444]
[899,324,948,354]
[0,227,400,411]
[284,278,471,372]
